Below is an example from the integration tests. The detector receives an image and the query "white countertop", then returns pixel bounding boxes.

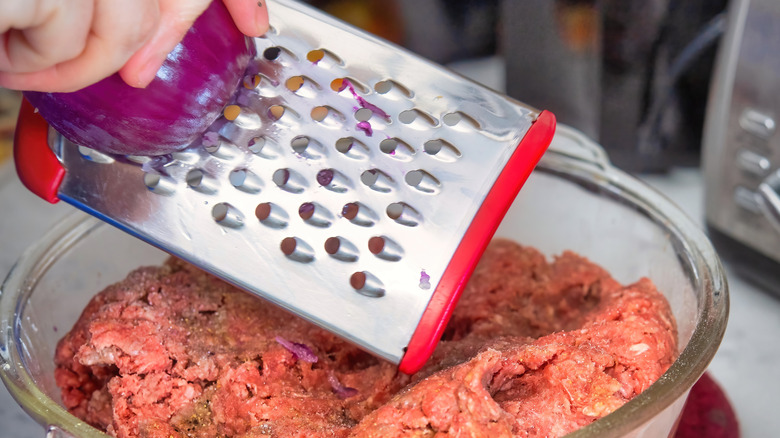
[2,58,779,437]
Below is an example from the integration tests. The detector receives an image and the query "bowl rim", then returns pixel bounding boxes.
[0,125,729,438]
[547,127,729,437]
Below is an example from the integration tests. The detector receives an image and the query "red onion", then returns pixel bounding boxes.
[275,336,318,363]
[328,374,358,399]
[23,0,254,156]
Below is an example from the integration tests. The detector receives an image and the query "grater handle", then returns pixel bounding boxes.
[399,110,557,374]
[14,99,65,204]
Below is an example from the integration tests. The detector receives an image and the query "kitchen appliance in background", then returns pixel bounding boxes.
[702,0,780,295]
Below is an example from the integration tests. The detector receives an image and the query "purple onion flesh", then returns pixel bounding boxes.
[24,0,253,156]
[275,336,318,363]
[328,374,359,399]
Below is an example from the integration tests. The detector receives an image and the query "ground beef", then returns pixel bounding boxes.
[54,239,677,437]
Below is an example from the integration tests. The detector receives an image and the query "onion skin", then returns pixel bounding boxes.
[24,1,254,156]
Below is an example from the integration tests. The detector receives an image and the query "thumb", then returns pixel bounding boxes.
[118,0,212,88]
[222,0,270,37]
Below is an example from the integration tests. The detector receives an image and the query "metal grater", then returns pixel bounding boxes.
[14,0,555,373]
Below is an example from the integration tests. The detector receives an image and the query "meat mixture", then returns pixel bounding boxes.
[55,239,677,437]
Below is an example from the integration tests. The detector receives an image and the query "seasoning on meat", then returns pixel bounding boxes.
[55,239,677,437]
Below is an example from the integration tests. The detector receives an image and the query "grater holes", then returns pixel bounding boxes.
[273,168,307,193]
[306,48,343,67]
[350,271,385,298]
[248,136,281,159]
[243,73,261,89]
[223,105,262,130]
[256,202,288,228]
[317,168,351,192]
[264,46,281,60]
[224,105,241,121]
[379,138,414,161]
[290,135,326,159]
[143,172,176,195]
[201,131,220,148]
[311,105,346,127]
[423,139,461,162]
[269,105,285,120]
[285,75,321,98]
[77,146,114,164]
[443,111,481,130]
[374,80,413,99]
[405,169,441,194]
[263,46,297,62]
[342,202,378,226]
[281,237,314,263]
[202,133,238,159]
[387,202,421,226]
[229,168,263,193]
[212,203,244,228]
[324,237,359,262]
[335,137,369,160]
[399,109,438,129]
[357,101,391,123]
[243,73,278,96]
[331,77,369,94]
[368,236,403,261]
[268,105,299,123]
[186,169,218,194]
[355,108,373,122]
[298,202,333,227]
[361,169,394,193]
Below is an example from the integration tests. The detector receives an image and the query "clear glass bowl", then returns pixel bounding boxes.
[0,126,728,438]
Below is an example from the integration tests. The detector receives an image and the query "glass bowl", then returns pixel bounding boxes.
[0,126,728,438]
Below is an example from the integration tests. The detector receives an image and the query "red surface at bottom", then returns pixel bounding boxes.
[674,372,739,438]
[399,111,556,374]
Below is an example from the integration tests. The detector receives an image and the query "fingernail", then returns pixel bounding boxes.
[134,58,165,88]
[254,1,270,36]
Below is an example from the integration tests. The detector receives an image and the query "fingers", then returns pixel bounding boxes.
[0,0,92,73]
[223,0,270,37]
[119,0,270,89]
[0,0,270,92]
[0,0,160,92]
[119,0,212,88]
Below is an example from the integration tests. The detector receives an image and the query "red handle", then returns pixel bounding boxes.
[13,98,65,204]
[399,110,557,374]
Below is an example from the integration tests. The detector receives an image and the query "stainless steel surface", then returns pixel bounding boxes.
[702,0,780,268]
[45,0,538,364]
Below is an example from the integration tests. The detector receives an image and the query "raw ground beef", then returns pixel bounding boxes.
[54,239,677,437]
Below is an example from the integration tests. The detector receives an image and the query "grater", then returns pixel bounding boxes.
[13,0,555,373]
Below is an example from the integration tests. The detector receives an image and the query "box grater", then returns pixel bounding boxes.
[13,0,555,373]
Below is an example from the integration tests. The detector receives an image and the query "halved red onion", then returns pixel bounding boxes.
[23,0,254,156]
[275,336,318,363]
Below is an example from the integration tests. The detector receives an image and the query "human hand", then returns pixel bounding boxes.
[0,0,269,93]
